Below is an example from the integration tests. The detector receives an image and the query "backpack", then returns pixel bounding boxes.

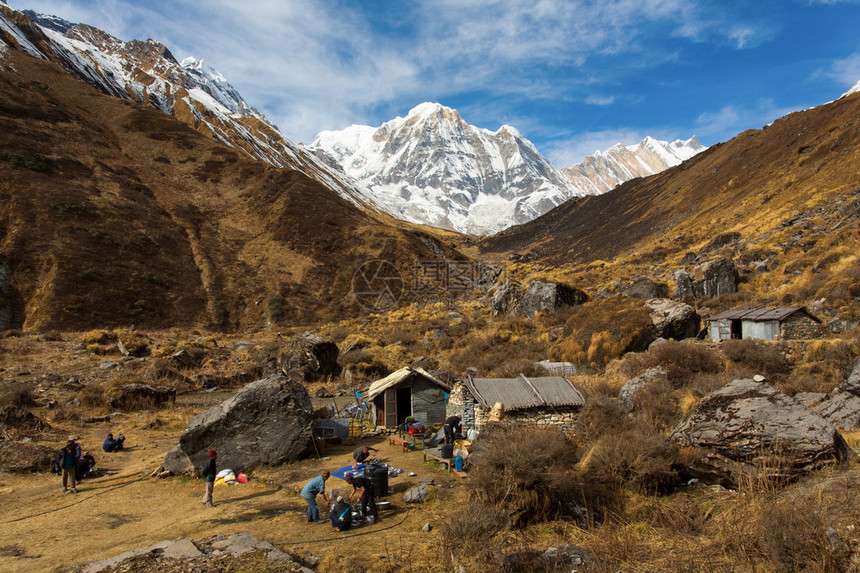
[51,450,62,475]
[409,421,426,434]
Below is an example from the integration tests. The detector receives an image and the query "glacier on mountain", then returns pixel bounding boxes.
[309,103,706,235]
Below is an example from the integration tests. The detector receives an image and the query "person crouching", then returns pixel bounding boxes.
[330,495,352,531]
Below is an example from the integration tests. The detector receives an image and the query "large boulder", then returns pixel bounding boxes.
[624,278,669,299]
[278,332,340,382]
[670,378,851,485]
[516,281,588,319]
[672,270,695,301]
[618,367,666,412]
[491,280,521,317]
[644,298,701,340]
[694,258,739,299]
[842,358,860,396]
[813,392,860,431]
[163,374,314,475]
[107,383,176,410]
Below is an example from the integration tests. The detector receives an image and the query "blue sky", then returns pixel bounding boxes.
[6,0,860,165]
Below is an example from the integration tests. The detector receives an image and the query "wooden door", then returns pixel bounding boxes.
[384,388,397,427]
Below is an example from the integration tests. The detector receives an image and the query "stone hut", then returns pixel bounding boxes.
[708,306,823,341]
[447,374,585,435]
[365,367,450,428]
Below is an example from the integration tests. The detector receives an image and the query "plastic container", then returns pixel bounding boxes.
[364,463,389,498]
[440,444,454,458]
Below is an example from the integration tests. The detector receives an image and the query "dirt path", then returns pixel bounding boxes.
[2,423,463,572]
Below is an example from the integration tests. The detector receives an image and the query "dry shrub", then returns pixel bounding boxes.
[632,379,685,432]
[0,382,37,408]
[553,296,653,369]
[648,341,721,386]
[438,499,508,572]
[578,425,680,494]
[0,441,55,472]
[467,424,583,526]
[805,339,859,375]
[78,383,107,408]
[604,351,651,380]
[80,329,117,345]
[756,500,842,571]
[779,362,841,395]
[722,338,788,379]
[575,393,632,443]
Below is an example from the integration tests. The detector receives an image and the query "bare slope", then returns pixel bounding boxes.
[482,93,860,267]
[0,50,460,331]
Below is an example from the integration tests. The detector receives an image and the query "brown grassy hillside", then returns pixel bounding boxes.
[480,92,860,318]
[0,49,464,332]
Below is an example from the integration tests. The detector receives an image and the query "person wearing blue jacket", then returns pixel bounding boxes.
[300,470,330,522]
[58,439,79,493]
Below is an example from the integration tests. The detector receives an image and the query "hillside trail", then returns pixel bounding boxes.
[1,421,460,572]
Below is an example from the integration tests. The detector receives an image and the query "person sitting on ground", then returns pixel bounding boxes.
[330,495,352,532]
[345,472,378,522]
[352,445,379,468]
[301,470,330,523]
[102,432,125,452]
[75,452,96,482]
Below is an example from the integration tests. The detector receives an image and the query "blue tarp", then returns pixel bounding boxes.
[331,464,363,481]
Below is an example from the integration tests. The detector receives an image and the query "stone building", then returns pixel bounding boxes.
[708,306,823,341]
[447,374,585,435]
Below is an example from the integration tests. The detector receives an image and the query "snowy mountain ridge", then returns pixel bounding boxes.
[309,102,707,234]
[0,7,375,209]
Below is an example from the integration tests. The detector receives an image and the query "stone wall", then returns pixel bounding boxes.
[781,314,824,340]
[446,381,477,431]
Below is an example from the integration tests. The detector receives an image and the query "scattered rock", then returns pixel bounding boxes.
[842,358,860,397]
[491,280,521,317]
[404,483,430,503]
[539,544,591,569]
[421,523,432,532]
[672,270,695,301]
[168,348,200,369]
[163,373,314,475]
[418,477,435,485]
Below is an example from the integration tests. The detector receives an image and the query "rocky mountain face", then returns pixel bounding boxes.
[309,103,706,234]
[560,136,705,196]
[0,6,374,209]
[0,37,461,331]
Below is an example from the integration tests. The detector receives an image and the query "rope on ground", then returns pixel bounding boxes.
[2,473,147,524]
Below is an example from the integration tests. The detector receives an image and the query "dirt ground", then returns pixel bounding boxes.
[1,412,466,572]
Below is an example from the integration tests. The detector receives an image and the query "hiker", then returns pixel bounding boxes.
[443,415,462,445]
[201,450,217,507]
[102,433,125,452]
[301,470,330,523]
[345,472,378,522]
[56,439,80,494]
[330,495,352,532]
[352,445,378,467]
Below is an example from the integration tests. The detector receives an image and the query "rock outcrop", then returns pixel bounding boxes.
[107,383,176,410]
[618,367,667,412]
[694,258,739,298]
[163,374,314,475]
[278,332,340,382]
[644,298,701,340]
[624,278,669,299]
[516,281,588,319]
[670,378,851,485]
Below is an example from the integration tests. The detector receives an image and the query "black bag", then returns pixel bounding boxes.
[51,451,62,475]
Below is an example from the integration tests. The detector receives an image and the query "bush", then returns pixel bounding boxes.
[0,383,37,408]
[722,339,788,379]
[756,500,842,571]
[648,341,721,386]
[466,424,583,527]
[437,499,508,571]
[553,297,654,369]
[578,424,681,494]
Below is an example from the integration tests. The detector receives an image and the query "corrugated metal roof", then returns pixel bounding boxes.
[708,306,821,323]
[366,366,450,401]
[467,374,584,412]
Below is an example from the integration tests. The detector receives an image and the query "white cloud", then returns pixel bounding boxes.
[694,101,800,142]
[541,128,653,167]
[818,52,860,86]
[586,95,615,106]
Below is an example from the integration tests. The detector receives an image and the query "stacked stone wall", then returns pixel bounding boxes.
[781,314,824,340]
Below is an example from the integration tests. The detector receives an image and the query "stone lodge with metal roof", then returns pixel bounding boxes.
[446,374,585,434]
[707,305,823,341]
